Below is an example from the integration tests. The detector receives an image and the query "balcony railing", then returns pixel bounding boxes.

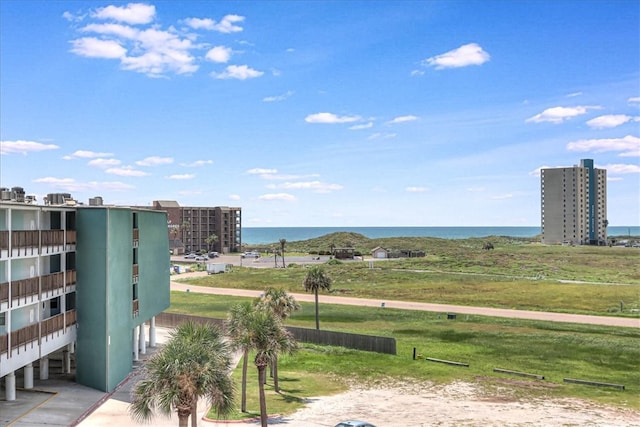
[11,277,39,303]
[0,281,8,304]
[65,269,77,286]
[0,230,8,251]
[10,323,39,351]
[0,334,7,355]
[41,230,65,253]
[65,309,77,327]
[11,231,39,256]
[66,229,77,245]
[41,271,65,294]
[133,228,139,242]
[132,299,139,317]
[41,313,65,338]
[133,264,139,283]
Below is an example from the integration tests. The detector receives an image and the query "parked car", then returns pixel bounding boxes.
[184,253,196,259]
[335,422,376,427]
[208,251,219,258]
[194,255,208,261]
[241,251,261,258]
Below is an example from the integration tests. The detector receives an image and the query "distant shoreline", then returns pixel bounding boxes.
[241,225,639,245]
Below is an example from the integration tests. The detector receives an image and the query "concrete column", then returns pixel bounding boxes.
[149,317,157,347]
[65,344,73,373]
[139,322,146,355]
[62,350,69,373]
[24,363,34,389]
[132,326,139,361]
[5,371,16,401]
[40,356,50,380]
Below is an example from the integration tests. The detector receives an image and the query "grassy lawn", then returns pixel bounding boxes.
[169,236,640,419]
[178,260,640,316]
[168,292,640,420]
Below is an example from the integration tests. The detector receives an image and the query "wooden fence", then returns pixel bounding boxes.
[156,312,396,355]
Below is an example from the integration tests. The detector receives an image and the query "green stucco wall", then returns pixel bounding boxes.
[75,207,169,392]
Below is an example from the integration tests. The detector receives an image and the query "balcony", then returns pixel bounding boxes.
[11,277,39,303]
[0,230,8,251]
[132,299,139,317]
[133,228,139,247]
[10,323,39,352]
[0,281,8,304]
[41,313,65,338]
[12,231,39,256]
[65,309,77,327]
[41,271,65,294]
[41,230,65,253]
[65,269,77,286]
[132,264,139,283]
[66,230,77,245]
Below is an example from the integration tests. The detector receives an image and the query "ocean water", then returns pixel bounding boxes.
[241,226,640,244]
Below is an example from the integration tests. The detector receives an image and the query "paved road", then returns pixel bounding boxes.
[171,274,640,328]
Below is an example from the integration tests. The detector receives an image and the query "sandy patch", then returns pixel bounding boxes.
[232,380,640,427]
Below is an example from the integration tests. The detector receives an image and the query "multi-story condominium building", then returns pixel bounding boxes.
[149,200,242,254]
[1,191,170,400]
[540,159,607,245]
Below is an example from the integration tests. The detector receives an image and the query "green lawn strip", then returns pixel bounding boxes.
[177,264,640,316]
[170,292,640,410]
[206,352,346,421]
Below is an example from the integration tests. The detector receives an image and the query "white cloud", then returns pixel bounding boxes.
[70,37,127,58]
[368,132,396,140]
[305,112,361,124]
[526,105,599,124]
[410,69,425,76]
[92,3,156,25]
[229,194,241,201]
[466,186,485,192]
[167,174,195,180]
[186,14,245,33]
[183,17,215,30]
[88,158,121,168]
[106,166,150,176]
[266,181,343,193]
[586,114,633,129]
[492,193,513,200]
[423,43,490,70]
[566,135,639,157]
[628,97,640,104]
[64,150,114,159]
[566,92,583,98]
[387,115,418,125]
[405,186,428,192]
[211,65,263,80]
[205,46,232,63]
[349,122,374,130]
[181,160,213,167]
[136,156,173,166]
[1,140,59,155]
[529,166,551,178]
[247,168,278,175]
[263,91,294,102]
[603,163,640,174]
[81,23,139,39]
[33,177,134,192]
[258,193,296,201]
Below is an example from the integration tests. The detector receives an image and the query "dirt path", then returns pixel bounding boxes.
[171,276,639,328]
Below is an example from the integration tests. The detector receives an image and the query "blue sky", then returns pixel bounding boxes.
[1,1,638,227]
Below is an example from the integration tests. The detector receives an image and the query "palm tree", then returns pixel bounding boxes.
[302,265,332,330]
[205,233,218,252]
[129,321,235,427]
[226,301,255,413]
[246,308,296,427]
[279,238,286,268]
[257,288,300,391]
